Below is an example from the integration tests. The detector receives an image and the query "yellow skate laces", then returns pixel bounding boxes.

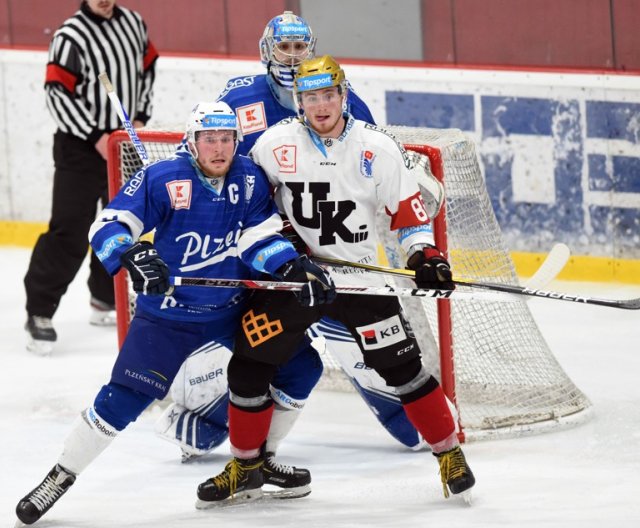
[436,446,467,498]
[212,458,263,498]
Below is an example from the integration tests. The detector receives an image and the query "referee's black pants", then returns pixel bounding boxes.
[24,131,114,318]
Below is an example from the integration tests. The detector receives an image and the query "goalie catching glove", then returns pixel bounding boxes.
[120,241,170,295]
[407,245,455,290]
[276,255,337,307]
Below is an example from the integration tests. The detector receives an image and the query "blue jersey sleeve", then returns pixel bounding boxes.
[347,87,376,125]
[89,161,168,274]
[235,161,298,275]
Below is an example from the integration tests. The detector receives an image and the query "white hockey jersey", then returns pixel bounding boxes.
[250,114,435,286]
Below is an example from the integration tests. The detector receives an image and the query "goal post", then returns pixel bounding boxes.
[106,127,592,442]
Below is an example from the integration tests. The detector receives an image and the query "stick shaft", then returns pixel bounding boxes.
[98,72,150,165]
[312,255,640,309]
[170,276,519,302]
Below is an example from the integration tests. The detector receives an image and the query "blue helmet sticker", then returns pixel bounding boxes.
[202,114,237,129]
[296,73,333,92]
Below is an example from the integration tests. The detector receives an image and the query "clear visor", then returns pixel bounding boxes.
[194,129,236,145]
[272,40,312,67]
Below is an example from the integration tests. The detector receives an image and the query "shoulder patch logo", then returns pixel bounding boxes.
[245,174,255,202]
[273,145,297,173]
[166,180,192,210]
[237,102,267,135]
[360,150,376,178]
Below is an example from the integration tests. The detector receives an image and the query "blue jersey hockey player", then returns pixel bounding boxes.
[14,101,335,526]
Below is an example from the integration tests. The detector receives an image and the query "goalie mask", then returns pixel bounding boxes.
[186,101,242,161]
[260,11,316,90]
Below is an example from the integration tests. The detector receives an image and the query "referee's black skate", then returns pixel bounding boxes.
[25,316,57,356]
[434,445,475,502]
[262,451,311,498]
[15,464,76,525]
[196,456,264,508]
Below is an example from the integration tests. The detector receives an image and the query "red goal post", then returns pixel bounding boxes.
[107,127,592,442]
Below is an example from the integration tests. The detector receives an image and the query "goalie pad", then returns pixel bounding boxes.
[156,341,231,456]
[155,401,229,457]
[169,341,232,409]
[309,318,427,450]
[157,339,322,457]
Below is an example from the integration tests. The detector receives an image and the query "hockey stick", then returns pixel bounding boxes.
[311,254,640,310]
[314,243,571,290]
[98,72,150,165]
[519,243,571,290]
[170,276,520,302]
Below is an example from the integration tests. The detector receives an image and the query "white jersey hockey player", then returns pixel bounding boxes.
[195,56,475,506]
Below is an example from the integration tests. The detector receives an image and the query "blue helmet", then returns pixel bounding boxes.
[259,11,316,89]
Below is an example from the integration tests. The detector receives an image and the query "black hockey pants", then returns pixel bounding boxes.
[24,131,114,318]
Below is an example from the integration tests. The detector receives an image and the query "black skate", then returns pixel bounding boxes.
[262,451,311,498]
[25,316,57,356]
[196,456,264,508]
[15,464,76,525]
[434,445,475,502]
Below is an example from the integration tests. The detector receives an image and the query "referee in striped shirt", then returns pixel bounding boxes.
[23,0,158,354]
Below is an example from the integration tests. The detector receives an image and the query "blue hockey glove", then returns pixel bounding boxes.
[406,245,455,290]
[120,241,170,295]
[276,255,337,307]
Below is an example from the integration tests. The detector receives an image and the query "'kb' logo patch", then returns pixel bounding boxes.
[356,315,407,350]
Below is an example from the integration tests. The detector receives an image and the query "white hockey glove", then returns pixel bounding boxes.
[276,255,337,307]
[120,241,170,295]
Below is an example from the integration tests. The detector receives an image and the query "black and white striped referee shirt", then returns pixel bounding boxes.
[45,2,158,143]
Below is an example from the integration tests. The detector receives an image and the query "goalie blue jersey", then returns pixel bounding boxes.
[89,151,298,322]
[218,74,376,155]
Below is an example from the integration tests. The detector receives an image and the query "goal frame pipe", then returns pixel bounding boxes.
[107,130,185,349]
[406,143,463,441]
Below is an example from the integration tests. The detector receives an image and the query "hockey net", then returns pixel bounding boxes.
[107,128,592,442]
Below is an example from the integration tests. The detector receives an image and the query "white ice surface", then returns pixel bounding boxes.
[1,247,639,527]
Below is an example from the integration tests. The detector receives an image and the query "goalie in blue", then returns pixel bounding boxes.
[14,101,336,526]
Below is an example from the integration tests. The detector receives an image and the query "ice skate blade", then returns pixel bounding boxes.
[89,311,117,326]
[456,488,473,505]
[195,488,264,509]
[264,484,311,499]
[26,339,54,356]
[14,519,27,528]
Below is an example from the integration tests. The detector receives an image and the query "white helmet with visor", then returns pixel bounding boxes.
[186,101,242,160]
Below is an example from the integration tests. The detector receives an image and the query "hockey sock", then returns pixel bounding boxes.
[265,404,302,454]
[402,385,457,448]
[57,407,119,474]
[229,400,274,459]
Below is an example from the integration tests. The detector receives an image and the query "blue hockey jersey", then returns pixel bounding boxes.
[89,151,298,322]
[218,74,376,155]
